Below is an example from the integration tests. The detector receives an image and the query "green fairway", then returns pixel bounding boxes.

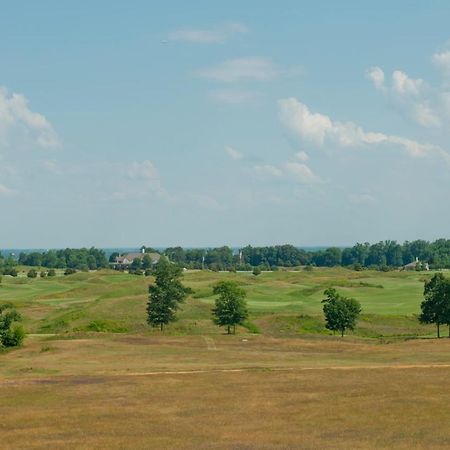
[0,267,445,338]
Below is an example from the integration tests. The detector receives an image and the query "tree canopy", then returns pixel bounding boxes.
[146,258,189,331]
[419,273,450,338]
[212,281,248,334]
[322,288,361,337]
[0,303,25,348]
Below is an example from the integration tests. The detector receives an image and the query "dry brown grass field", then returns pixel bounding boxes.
[2,268,450,449]
[2,334,450,449]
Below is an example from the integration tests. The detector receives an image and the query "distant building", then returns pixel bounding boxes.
[403,257,429,271]
[111,246,160,269]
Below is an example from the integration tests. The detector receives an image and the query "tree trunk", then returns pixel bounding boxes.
[160,322,163,332]
[341,328,344,337]
[437,322,440,338]
[227,325,230,334]
[448,325,450,338]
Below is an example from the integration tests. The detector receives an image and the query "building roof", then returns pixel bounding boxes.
[114,252,160,264]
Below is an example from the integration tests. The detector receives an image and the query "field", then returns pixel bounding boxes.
[2,267,450,449]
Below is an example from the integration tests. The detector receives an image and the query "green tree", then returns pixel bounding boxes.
[146,258,188,331]
[252,266,262,276]
[322,288,361,337]
[27,269,38,278]
[131,258,142,270]
[419,273,450,338]
[0,303,25,348]
[212,281,248,334]
[142,254,153,270]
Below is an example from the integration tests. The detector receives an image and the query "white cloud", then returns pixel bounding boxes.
[225,146,244,160]
[209,89,258,104]
[278,97,448,161]
[391,70,425,96]
[432,50,450,77]
[295,151,309,162]
[169,22,247,44]
[366,66,385,90]
[283,162,320,184]
[0,87,60,149]
[196,57,277,82]
[254,164,283,177]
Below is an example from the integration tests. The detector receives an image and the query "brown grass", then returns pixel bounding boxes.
[2,335,450,448]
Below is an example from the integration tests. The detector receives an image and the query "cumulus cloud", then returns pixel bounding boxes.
[283,161,320,183]
[366,67,441,127]
[169,22,247,44]
[0,87,60,149]
[432,50,450,77]
[196,57,277,82]
[366,66,385,90]
[278,97,448,161]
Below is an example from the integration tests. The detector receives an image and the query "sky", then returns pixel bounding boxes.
[0,0,449,248]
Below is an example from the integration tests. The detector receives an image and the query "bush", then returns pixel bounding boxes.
[40,271,47,278]
[1,324,26,347]
[303,264,314,272]
[64,268,77,276]
[252,267,262,276]
[27,269,38,278]
[47,269,56,277]
[144,269,153,276]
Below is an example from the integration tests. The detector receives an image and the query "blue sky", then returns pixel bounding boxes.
[1,0,449,248]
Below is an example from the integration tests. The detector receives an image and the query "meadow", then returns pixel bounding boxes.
[1,267,450,449]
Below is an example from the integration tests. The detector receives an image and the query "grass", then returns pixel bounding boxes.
[1,267,450,448]
[1,266,441,338]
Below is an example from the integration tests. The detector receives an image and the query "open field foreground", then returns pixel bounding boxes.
[2,336,450,449]
[2,268,450,448]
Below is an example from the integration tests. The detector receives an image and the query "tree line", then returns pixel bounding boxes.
[163,239,450,270]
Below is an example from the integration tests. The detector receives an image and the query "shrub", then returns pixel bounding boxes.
[27,269,38,278]
[47,269,56,277]
[252,267,262,276]
[64,268,77,276]
[40,271,47,278]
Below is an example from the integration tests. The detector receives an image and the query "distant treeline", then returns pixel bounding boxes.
[0,248,109,271]
[164,239,450,270]
[0,239,449,273]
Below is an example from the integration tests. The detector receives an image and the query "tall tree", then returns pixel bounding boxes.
[146,258,188,331]
[419,273,450,338]
[212,281,248,334]
[322,288,361,337]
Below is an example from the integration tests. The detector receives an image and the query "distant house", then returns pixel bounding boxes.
[403,257,429,271]
[111,246,160,270]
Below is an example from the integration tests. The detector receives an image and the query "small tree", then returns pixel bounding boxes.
[131,258,142,270]
[48,269,56,277]
[212,281,248,334]
[146,258,188,331]
[322,288,361,337]
[419,273,450,338]
[252,267,261,276]
[0,303,25,348]
[142,254,153,270]
[27,269,38,278]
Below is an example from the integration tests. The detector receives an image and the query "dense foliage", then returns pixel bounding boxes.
[163,239,450,270]
[14,248,108,270]
[419,273,450,338]
[212,281,248,334]
[0,303,25,348]
[146,258,189,331]
[322,288,362,337]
